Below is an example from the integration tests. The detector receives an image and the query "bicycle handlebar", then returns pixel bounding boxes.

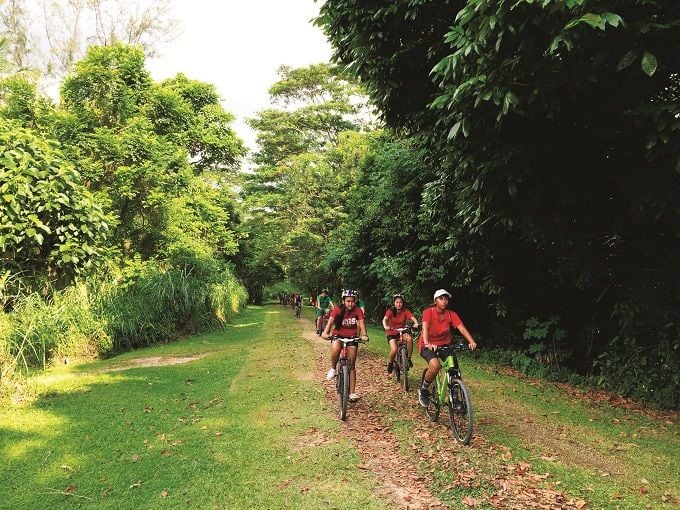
[425,342,469,351]
[391,325,420,332]
[330,336,369,343]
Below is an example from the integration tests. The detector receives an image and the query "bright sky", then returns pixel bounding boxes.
[146,0,333,152]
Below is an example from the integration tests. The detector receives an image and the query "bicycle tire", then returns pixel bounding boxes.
[400,345,409,392]
[421,369,440,421]
[448,377,473,445]
[394,352,402,383]
[339,364,349,421]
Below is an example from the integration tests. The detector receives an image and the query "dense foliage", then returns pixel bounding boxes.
[0,122,109,282]
[316,0,680,408]
[238,64,374,302]
[0,42,248,382]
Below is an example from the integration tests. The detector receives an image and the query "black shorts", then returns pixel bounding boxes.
[420,346,452,363]
[333,337,359,348]
[386,335,400,343]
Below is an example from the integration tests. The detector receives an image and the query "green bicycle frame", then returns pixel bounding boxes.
[434,350,461,405]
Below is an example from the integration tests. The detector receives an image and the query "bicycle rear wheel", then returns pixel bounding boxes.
[448,378,473,445]
[421,369,440,421]
[400,345,409,392]
[339,364,349,421]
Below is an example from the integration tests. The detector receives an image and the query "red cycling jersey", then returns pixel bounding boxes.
[329,306,365,338]
[384,307,415,336]
[419,307,463,351]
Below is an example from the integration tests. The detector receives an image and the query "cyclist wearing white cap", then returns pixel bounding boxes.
[418,289,477,407]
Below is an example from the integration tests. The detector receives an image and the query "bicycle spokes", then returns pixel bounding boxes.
[448,379,473,445]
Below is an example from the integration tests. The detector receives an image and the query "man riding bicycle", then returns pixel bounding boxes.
[382,293,419,374]
[322,289,368,402]
[419,289,477,407]
[315,289,334,335]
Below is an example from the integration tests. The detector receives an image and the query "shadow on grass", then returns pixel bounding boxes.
[0,311,262,509]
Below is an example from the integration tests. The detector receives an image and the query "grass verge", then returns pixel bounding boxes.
[0,305,388,509]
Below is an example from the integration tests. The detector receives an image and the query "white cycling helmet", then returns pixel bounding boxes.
[433,289,451,300]
[341,289,358,298]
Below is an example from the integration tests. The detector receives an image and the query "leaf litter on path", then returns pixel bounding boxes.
[300,316,589,509]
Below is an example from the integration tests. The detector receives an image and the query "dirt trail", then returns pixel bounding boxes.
[301,325,446,510]
[300,316,587,509]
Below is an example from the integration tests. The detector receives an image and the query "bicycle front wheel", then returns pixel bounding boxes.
[400,346,409,392]
[339,364,349,421]
[421,369,440,422]
[394,352,402,383]
[448,378,473,445]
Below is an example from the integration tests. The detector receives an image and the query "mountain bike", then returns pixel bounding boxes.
[294,301,301,318]
[420,342,474,445]
[316,309,330,335]
[391,325,419,392]
[331,335,368,421]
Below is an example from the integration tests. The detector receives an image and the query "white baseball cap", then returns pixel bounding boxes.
[433,289,451,299]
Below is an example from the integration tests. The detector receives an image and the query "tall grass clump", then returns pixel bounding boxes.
[2,283,111,371]
[0,257,248,385]
[98,260,248,352]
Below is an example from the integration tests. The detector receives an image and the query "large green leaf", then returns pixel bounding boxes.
[641,51,658,76]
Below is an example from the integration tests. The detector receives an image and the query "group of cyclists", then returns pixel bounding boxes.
[309,287,477,406]
[279,292,304,317]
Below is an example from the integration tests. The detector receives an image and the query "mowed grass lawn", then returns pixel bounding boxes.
[0,306,389,509]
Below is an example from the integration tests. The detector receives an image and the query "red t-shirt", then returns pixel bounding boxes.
[329,305,365,338]
[384,307,415,336]
[419,307,463,350]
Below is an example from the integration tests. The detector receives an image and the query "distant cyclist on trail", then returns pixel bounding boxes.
[294,293,302,318]
[315,289,334,335]
[419,289,477,407]
[322,289,368,402]
[382,293,419,374]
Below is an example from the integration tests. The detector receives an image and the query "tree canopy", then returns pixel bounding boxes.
[316,0,680,407]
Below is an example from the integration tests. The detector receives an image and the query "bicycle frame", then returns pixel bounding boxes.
[433,346,462,406]
[391,326,419,390]
[331,336,365,421]
[422,342,474,445]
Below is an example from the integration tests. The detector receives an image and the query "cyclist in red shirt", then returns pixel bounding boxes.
[382,293,419,373]
[322,289,368,402]
[419,289,477,407]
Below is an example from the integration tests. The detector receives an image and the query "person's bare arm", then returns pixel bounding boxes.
[456,324,477,350]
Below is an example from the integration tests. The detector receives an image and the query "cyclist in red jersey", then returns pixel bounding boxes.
[382,293,419,373]
[322,289,368,402]
[419,289,477,407]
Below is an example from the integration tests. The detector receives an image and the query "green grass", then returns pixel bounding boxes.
[0,306,388,509]
[3,305,678,509]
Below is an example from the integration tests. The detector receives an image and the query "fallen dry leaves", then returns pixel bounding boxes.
[301,318,591,510]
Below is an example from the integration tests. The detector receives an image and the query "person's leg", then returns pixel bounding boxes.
[315,310,322,332]
[419,348,440,406]
[386,337,397,373]
[424,357,440,384]
[404,333,413,363]
[326,340,341,379]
